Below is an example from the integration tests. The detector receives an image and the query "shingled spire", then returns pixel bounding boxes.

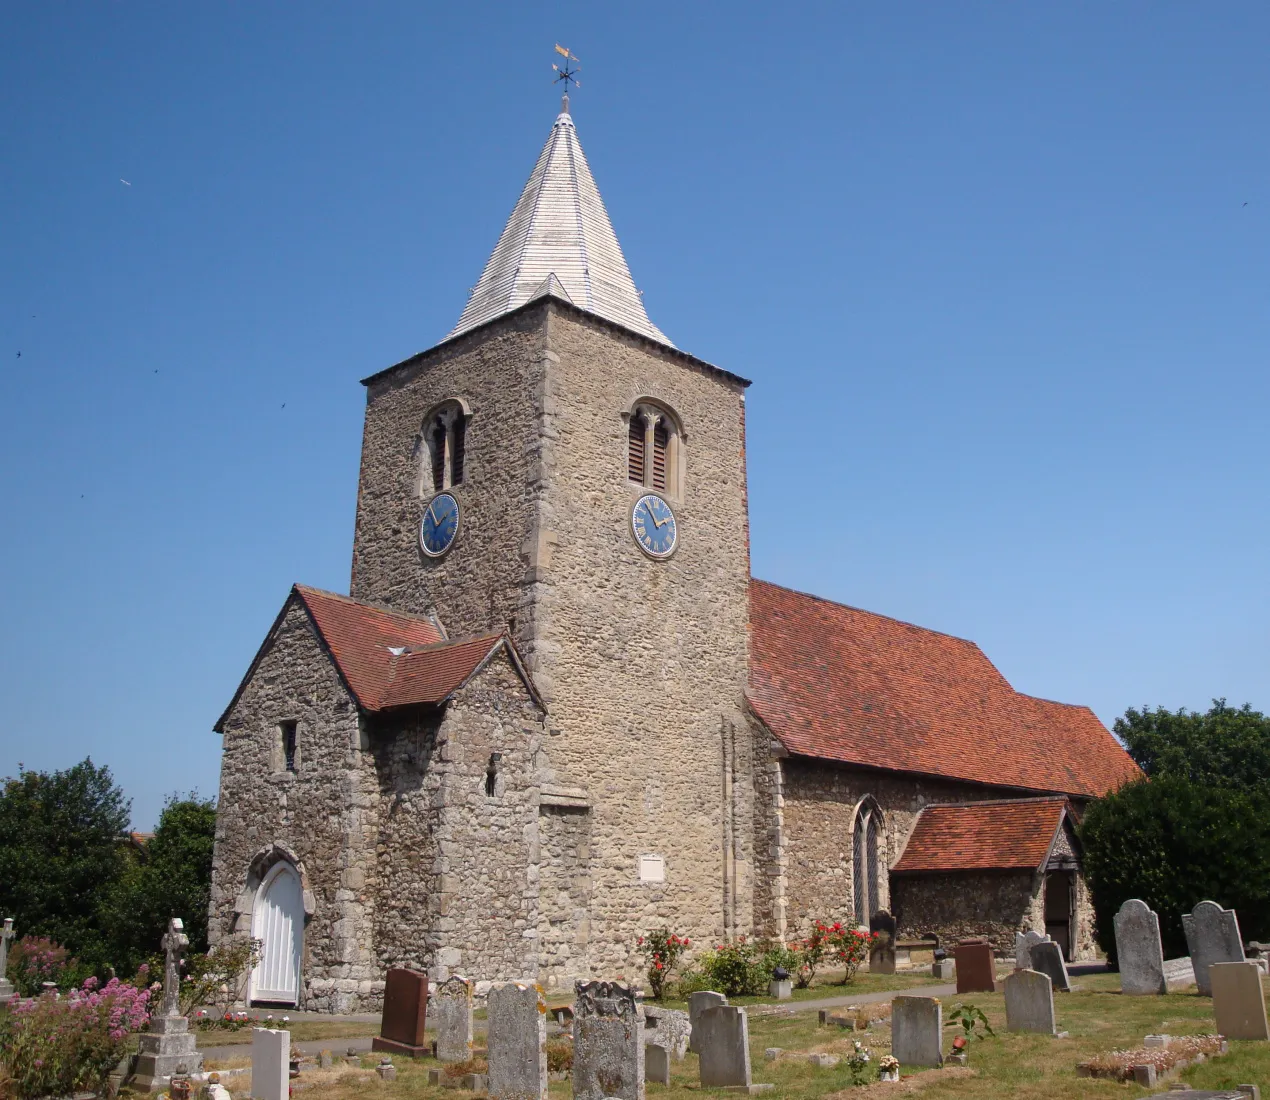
[447,96,673,347]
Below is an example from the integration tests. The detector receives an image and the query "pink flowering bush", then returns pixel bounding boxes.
[5,938,77,998]
[0,976,153,1099]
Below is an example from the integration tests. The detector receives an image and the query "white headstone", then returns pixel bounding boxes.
[433,975,475,1063]
[1004,968,1056,1034]
[645,1043,671,1085]
[892,996,943,1068]
[1182,901,1245,997]
[1015,930,1049,971]
[1114,899,1168,995]
[0,919,15,1000]
[251,1027,290,1100]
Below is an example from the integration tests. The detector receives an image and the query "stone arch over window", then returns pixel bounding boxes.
[420,399,471,494]
[624,400,684,499]
[851,797,887,925]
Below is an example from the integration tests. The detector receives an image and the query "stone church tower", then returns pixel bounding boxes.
[348,95,756,977]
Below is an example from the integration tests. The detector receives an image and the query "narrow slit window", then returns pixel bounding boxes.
[430,419,447,491]
[280,720,298,773]
[451,417,466,485]
[627,417,646,484]
[651,420,669,492]
[485,752,501,798]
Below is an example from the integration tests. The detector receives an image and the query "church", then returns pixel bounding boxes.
[208,94,1140,1012]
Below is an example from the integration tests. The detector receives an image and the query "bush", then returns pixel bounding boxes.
[5,938,81,998]
[0,977,153,1099]
[1080,776,1270,959]
[790,921,832,987]
[822,923,876,983]
[545,1038,573,1074]
[634,930,691,1001]
[695,939,767,997]
[176,939,261,1017]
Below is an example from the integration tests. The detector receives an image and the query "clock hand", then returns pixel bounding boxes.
[651,508,670,529]
[427,501,439,525]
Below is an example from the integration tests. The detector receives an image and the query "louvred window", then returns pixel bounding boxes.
[628,417,646,483]
[652,420,669,492]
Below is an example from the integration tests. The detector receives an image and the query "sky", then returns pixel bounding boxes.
[1,3,1267,829]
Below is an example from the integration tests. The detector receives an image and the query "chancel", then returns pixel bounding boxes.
[208,58,1140,1012]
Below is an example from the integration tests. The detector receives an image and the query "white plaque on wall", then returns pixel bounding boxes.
[638,854,666,883]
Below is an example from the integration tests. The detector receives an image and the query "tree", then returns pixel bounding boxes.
[0,760,130,965]
[1080,700,1270,960]
[100,795,217,976]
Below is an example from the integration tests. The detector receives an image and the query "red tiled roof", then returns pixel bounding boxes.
[293,586,524,712]
[892,798,1069,873]
[748,579,1141,798]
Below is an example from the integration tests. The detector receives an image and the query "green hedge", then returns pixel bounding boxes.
[1079,775,1270,960]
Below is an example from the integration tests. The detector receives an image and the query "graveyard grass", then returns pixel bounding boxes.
[188,972,1270,1100]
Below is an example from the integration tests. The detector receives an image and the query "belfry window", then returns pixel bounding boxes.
[852,799,885,924]
[626,402,682,498]
[422,401,469,494]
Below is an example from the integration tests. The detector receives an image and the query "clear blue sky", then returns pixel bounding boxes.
[2,4,1266,829]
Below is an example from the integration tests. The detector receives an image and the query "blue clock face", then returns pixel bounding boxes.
[631,494,678,558]
[420,492,460,558]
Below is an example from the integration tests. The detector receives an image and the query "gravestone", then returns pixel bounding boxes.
[1015,930,1049,971]
[372,968,429,1057]
[643,1006,691,1059]
[1183,901,1245,997]
[433,975,475,1063]
[1163,956,1196,989]
[687,991,727,1053]
[1004,969,1056,1034]
[131,918,204,1092]
[0,918,15,1000]
[869,910,898,975]
[1209,962,1270,1041]
[487,982,548,1100]
[1029,941,1071,992]
[696,1004,753,1088]
[250,1028,290,1100]
[1114,899,1167,995]
[891,996,943,1067]
[572,980,644,1100]
[645,1043,671,1085]
[954,941,996,994]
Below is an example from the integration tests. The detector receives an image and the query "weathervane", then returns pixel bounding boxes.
[552,44,581,101]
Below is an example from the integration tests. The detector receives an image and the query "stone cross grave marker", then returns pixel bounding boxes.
[1114,899,1167,995]
[687,991,727,1053]
[1004,969,1056,1034]
[696,1004,755,1088]
[955,941,996,994]
[892,996,943,1067]
[487,982,547,1100]
[1183,901,1245,997]
[433,975,475,1063]
[132,917,204,1092]
[161,917,188,1018]
[1015,930,1050,971]
[1209,962,1270,1041]
[251,1027,291,1100]
[372,968,429,1057]
[643,1006,691,1059]
[0,918,15,999]
[573,980,644,1100]
[1029,941,1071,992]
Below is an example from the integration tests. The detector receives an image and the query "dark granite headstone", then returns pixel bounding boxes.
[372,968,429,1057]
[869,910,898,974]
[955,940,996,994]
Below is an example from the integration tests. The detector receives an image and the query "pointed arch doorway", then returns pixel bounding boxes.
[251,861,304,1005]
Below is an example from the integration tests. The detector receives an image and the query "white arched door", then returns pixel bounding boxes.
[251,862,303,1004]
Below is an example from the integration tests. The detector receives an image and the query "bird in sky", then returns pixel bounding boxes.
[16,352,20,358]
[120,179,131,186]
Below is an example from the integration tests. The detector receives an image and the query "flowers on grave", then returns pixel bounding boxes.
[878,1053,900,1082]
[0,975,152,1099]
[634,929,691,1000]
[844,1039,873,1085]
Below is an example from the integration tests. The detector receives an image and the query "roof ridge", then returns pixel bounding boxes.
[919,796,1070,810]
[750,577,983,648]
[294,584,441,627]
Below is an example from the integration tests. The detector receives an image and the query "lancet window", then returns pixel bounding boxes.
[626,402,682,498]
[852,798,886,925]
[422,401,468,494]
